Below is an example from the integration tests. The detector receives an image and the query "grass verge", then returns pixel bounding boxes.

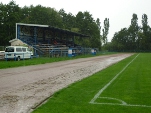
[0,52,117,69]
[32,53,151,113]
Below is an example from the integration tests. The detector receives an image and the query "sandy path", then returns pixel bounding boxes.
[0,53,133,113]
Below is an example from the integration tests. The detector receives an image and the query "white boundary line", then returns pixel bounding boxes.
[90,54,139,103]
[89,54,151,108]
[93,102,151,108]
[97,97,127,105]
[95,97,151,108]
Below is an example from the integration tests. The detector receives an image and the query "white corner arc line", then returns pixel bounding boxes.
[90,54,139,104]
[98,97,127,105]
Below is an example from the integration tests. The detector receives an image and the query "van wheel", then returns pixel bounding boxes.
[17,56,20,61]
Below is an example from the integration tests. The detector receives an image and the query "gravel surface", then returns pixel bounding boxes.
[0,53,133,113]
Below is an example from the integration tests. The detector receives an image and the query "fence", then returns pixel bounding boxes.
[0,51,5,60]
[0,46,6,51]
[1,45,98,60]
[0,46,5,60]
[43,47,95,57]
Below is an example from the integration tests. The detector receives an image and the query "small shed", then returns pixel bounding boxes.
[9,39,26,46]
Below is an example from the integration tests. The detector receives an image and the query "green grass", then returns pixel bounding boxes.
[0,52,117,69]
[32,53,151,113]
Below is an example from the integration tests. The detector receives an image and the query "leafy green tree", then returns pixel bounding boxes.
[128,13,139,51]
[75,11,101,48]
[0,2,6,46]
[21,5,62,27]
[142,14,148,35]
[102,18,109,44]
[137,30,146,51]
[96,18,102,49]
[111,28,129,51]
[25,5,62,27]
[111,13,151,52]
[141,14,151,51]
[0,0,21,46]
[59,9,75,30]
[96,18,101,31]
[20,6,31,23]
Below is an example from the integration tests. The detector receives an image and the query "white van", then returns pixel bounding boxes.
[5,46,33,61]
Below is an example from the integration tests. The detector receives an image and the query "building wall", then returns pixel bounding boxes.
[10,39,26,46]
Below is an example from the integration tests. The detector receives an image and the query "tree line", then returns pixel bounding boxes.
[0,0,110,50]
[107,13,151,52]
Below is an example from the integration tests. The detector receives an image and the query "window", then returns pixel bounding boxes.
[16,48,22,52]
[22,48,26,52]
[5,47,14,52]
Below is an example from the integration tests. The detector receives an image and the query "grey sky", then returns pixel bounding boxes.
[1,0,151,41]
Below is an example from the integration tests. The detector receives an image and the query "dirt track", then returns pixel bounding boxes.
[0,53,133,113]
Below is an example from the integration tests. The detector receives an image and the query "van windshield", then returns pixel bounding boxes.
[5,47,14,52]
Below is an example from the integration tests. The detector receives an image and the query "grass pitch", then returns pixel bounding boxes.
[32,53,151,113]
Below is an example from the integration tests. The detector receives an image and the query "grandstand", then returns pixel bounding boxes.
[13,23,90,57]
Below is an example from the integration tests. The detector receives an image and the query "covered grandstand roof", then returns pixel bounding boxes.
[16,23,90,38]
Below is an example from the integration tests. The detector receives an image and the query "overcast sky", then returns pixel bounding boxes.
[1,0,151,41]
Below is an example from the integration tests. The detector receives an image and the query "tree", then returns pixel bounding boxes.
[96,18,101,31]
[110,13,151,52]
[111,28,129,51]
[59,9,76,30]
[96,18,102,49]
[75,11,101,48]
[128,13,139,51]
[20,6,31,23]
[102,18,109,44]
[142,14,148,35]
[0,0,21,46]
[141,14,151,51]
[25,5,63,27]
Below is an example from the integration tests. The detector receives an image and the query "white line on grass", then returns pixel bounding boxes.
[93,101,151,108]
[90,54,139,104]
[98,97,127,105]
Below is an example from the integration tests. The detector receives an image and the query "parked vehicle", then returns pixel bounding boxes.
[5,46,33,61]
